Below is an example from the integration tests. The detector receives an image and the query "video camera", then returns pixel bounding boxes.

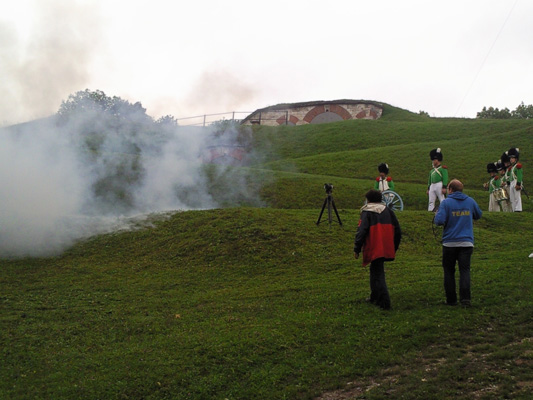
[324,183,333,194]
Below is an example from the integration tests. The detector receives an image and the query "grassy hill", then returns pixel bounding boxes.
[1,106,532,399]
[246,105,532,212]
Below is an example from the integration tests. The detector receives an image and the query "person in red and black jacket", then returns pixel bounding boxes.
[354,189,402,310]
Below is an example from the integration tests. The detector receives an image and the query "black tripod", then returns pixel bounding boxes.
[316,184,342,226]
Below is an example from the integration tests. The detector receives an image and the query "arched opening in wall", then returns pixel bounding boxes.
[309,111,344,124]
[303,105,352,124]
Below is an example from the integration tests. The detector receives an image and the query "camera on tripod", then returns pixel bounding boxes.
[317,183,342,226]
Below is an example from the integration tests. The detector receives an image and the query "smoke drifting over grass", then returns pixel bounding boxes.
[0,100,261,258]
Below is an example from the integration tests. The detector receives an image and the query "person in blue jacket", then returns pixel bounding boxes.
[434,179,482,306]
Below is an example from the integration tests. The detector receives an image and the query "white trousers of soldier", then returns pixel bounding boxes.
[509,180,522,212]
[428,181,445,211]
[488,192,501,212]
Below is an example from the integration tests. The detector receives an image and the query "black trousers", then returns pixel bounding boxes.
[369,258,391,309]
[442,246,473,305]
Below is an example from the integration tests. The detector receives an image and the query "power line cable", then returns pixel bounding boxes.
[454,0,519,117]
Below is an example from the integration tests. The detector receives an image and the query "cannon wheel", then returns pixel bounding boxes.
[382,190,404,211]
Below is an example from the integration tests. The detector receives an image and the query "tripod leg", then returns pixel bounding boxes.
[327,196,332,225]
[316,197,328,225]
[331,198,343,225]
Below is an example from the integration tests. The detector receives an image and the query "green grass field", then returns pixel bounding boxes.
[1,105,532,399]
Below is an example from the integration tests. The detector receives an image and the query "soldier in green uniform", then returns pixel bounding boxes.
[484,162,502,211]
[507,147,523,212]
[496,160,512,212]
[500,152,512,212]
[374,163,395,192]
[427,148,448,212]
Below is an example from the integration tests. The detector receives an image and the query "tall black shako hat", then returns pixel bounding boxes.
[430,148,443,161]
[501,151,510,164]
[378,163,389,174]
[495,161,505,171]
[486,162,497,173]
[508,147,520,160]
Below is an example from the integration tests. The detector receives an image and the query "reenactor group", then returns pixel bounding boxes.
[484,147,524,212]
[372,146,525,212]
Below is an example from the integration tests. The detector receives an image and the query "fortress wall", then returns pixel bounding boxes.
[241,101,383,126]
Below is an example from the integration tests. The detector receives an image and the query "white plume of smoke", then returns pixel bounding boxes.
[0,1,103,126]
[0,110,260,258]
[135,127,217,212]
[0,120,87,256]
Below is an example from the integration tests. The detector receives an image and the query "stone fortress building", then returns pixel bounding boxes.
[206,99,383,164]
[240,99,383,126]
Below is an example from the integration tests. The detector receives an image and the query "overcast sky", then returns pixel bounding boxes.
[1,0,531,126]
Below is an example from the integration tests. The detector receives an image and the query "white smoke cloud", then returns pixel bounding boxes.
[183,69,257,115]
[0,1,103,126]
[0,112,260,258]
[135,128,217,212]
[0,119,87,256]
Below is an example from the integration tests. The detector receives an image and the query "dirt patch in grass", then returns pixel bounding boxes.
[315,335,533,399]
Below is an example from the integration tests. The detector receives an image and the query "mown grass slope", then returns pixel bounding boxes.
[1,105,532,399]
[248,104,532,212]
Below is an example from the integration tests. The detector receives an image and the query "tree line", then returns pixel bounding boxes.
[476,102,533,119]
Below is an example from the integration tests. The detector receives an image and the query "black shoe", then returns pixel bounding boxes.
[443,301,458,306]
[365,297,376,304]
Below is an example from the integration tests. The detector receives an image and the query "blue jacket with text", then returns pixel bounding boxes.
[434,192,482,245]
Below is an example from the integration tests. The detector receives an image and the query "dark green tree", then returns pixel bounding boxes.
[476,106,512,119]
[156,115,179,126]
[511,102,533,119]
[57,89,150,124]
[55,89,165,214]
[476,102,533,119]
